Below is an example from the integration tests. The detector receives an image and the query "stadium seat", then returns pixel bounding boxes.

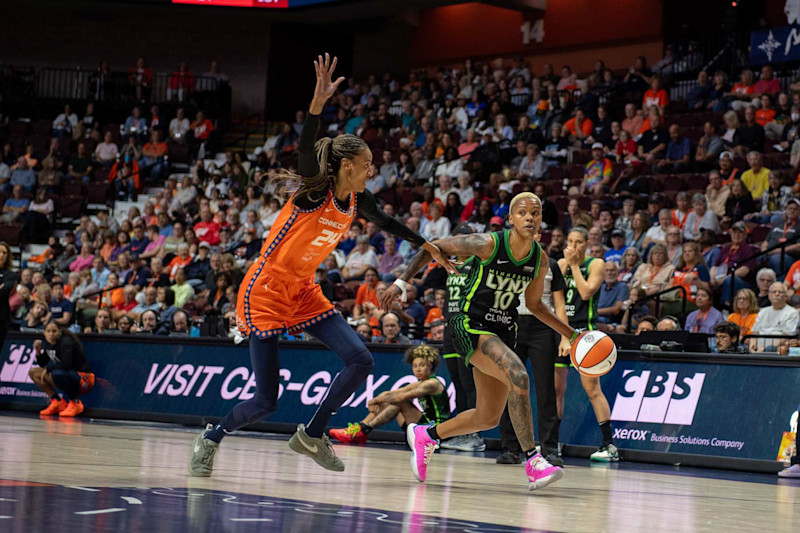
[751,225,772,244]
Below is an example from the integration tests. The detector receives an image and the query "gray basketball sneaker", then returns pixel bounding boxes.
[288,424,345,472]
[189,424,219,477]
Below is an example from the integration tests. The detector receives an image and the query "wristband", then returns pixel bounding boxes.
[569,330,581,343]
[393,279,409,303]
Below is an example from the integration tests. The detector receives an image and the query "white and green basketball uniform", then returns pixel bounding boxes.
[448,230,541,365]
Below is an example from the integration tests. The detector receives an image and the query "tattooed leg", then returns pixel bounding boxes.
[433,335,530,444]
[469,336,535,451]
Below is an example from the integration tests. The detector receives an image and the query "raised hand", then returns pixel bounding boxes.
[311,53,345,113]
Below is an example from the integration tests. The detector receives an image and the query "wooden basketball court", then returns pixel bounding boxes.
[0,414,798,532]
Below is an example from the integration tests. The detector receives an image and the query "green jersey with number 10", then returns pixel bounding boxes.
[458,230,541,330]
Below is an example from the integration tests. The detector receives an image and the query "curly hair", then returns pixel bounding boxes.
[404,344,441,370]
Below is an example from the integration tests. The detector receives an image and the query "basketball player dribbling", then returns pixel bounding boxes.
[382,193,579,491]
[189,54,454,476]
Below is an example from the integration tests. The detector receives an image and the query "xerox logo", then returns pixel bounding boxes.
[0,344,36,385]
[610,370,706,425]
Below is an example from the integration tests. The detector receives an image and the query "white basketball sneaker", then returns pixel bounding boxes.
[778,464,800,478]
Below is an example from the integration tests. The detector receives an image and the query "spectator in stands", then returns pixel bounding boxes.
[117,315,133,335]
[343,235,378,281]
[422,202,451,241]
[661,229,683,269]
[7,157,35,193]
[713,322,748,354]
[352,267,380,321]
[49,281,73,326]
[604,229,627,263]
[705,171,730,217]
[94,132,119,169]
[374,312,411,345]
[190,111,214,154]
[637,113,668,164]
[52,104,78,137]
[562,108,592,146]
[745,171,791,226]
[685,70,710,109]
[69,243,94,273]
[378,235,403,277]
[194,210,221,246]
[631,244,675,298]
[112,284,138,321]
[597,261,627,331]
[705,70,730,112]
[129,57,153,101]
[683,194,720,242]
[736,106,765,157]
[130,286,159,321]
[167,62,194,102]
[123,106,148,142]
[643,208,673,249]
[581,143,612,196]
[656,124,691,174]
[751,65,781,104]
[642,76,668,112]
[618,247,641,284]
[67,142,93,183]
[128,223,149,258]
[695,122,724,170]
[728,288,760,337]
[518,144,547,180]
[0,184,29,223]
[85,308,115,334]
[148,257,171,288]
[684,287,723,334]
[621,103,643,137]
[723,178,757,225]
[762,198,800,275]
[728,69,755,111]
[755,268,777,308]
[711,221,758,305]
[750,282,799,352]
[656,315,681,331]
[169,108,190,143]
[140,130,168,183]
[670,241,711,314]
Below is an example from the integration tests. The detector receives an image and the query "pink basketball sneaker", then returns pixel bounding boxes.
[525,452,564,491]
[407,423,439,482]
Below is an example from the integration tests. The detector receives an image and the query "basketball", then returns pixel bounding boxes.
[570,331,617,377]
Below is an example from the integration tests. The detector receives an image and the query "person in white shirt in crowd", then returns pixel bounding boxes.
[518,144,547,180]
[343,235,379,281]
[94,131,119,168]
[435,174,459,204]
[52,104,78,137]
[750,282,800,353]
[422,202,451,241]
[456,171,475,206]
[683,193,720,242]
[169,108,191,143]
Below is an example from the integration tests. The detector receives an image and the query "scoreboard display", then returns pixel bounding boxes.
[172,0,341,7]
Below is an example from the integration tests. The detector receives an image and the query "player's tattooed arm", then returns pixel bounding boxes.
[380,233,494,310]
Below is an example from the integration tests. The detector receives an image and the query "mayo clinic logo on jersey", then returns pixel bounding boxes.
[610,370,706,425]
[0,344,36,386]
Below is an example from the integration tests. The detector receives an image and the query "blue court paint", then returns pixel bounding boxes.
[0,485,553,532]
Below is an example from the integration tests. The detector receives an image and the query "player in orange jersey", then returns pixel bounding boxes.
[189,54,454,476]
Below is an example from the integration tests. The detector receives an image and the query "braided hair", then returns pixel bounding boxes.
[274,134,369,203]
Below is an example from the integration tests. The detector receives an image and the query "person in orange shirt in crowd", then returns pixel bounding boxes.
[728,69,755,111]
[671,192,690,230]
[637,105,662,136]
[129,57,153,102]
[167,62,194,102]
[140,130,169,183]
[191,111,213,141]
[166,243,193,280]
[561,108,593,147]
[642,76,668,112]
[352,267,380,322]
[621,103,643,137]
[727,288,760,336]
[424,289,445,324]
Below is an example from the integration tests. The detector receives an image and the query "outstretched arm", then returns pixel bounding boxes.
[380,233,495,310]
[296,54,345,179]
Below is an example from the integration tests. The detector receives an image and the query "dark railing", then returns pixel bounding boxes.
[626,285,688,332]
[742,334,797,355]
[727,232,800,309]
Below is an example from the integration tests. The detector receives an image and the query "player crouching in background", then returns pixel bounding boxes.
[28,321,95,417]
[330,345,450,444]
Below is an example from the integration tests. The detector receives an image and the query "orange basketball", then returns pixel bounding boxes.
[570,330,617,377]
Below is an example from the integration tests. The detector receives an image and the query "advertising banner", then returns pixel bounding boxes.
[2,334,800,462]
[750,25,800,65]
